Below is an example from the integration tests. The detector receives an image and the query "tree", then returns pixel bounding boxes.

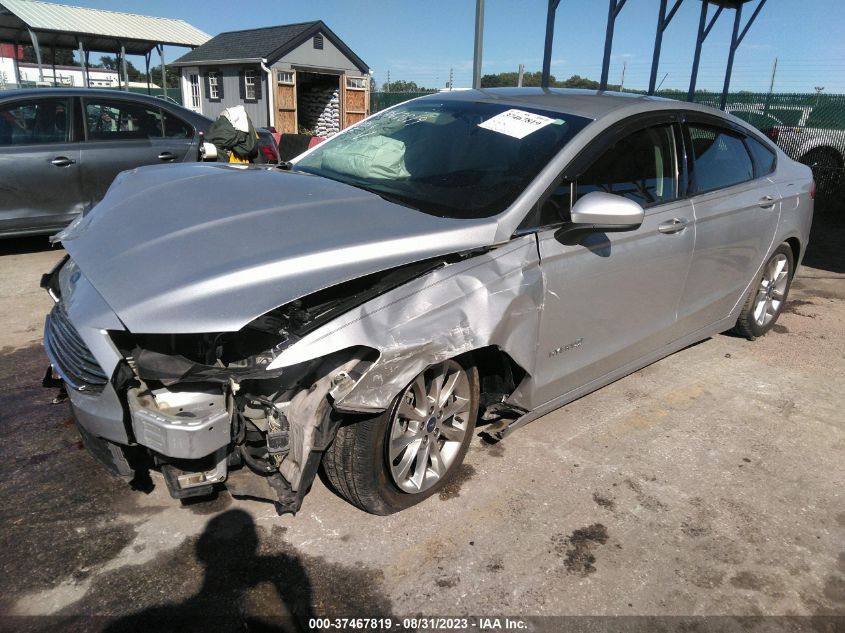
[22,45,76,66]
[561,74,600,89]
[381,79,436,93]
[481,71,621,91]
[96,55,179,88]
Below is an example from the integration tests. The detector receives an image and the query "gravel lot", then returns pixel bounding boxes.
[0,213,842,632]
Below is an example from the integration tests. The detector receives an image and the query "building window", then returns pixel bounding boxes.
[244,70,256,100]
[276,71,294,85]
[313,34,323,49]
[208,71,220,100]
[189,74,200,108]
[346,77,365,90]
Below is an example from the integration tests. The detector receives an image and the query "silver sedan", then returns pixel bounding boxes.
[42,89,814,515]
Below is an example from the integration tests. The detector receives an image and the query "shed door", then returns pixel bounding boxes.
[343,75,368,129]
[275,71,297,134]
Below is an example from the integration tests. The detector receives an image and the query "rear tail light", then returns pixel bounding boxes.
[260,144,278,163]
[765,127,779,143]
[810,181,817,200]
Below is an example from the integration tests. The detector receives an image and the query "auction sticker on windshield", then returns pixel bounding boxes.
[479,109,558,139]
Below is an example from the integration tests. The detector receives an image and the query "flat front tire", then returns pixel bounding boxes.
[322,357,478,515]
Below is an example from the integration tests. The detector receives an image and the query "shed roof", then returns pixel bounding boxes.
[172,20,369,74]
[0,0,210,54]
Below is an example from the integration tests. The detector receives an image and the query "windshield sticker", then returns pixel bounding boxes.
[478,109,557,139]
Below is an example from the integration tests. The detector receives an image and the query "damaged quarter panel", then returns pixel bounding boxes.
[268,235,543,413]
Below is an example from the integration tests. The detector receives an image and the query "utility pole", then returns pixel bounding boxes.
[449,67,453,90]
[472,0,485,89]
[517,63,524,87]
[386,70,390,93]
[620,60,627,91]
[764,56,777,114]
[767,57,778,95]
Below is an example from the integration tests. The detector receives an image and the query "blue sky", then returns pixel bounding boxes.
[65,0,845,94]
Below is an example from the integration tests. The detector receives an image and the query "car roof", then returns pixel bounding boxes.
[417,87,729,123]
[0,87,210,121]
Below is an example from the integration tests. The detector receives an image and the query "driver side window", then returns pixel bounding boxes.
[537,124,678,227]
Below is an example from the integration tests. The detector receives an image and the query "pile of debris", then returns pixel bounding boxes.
[299,86,340,137]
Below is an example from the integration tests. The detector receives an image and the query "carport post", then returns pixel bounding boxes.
[472,0,484,89]
[120,43,129,91]
[158,45,167,99]
[687,1,723,102]
[50,43,56,86]
[719,0,768,111]
[12,51,21,86]
[145,51,151,94]
[648,0,684,95]
[719,5,742,110]
[541,0,561,88]
[599,0,628,91]
[83,48,90,88]
[26,28,44,82]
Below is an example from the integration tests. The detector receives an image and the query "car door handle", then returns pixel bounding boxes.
[157,152,176,161]
[758,195,776,208]
[658,218,688,234]
[50,156,76,167]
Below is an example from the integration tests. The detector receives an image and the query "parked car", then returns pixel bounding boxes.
[42,89,813,516]
[0,88,277,239]
[255,128,281,165]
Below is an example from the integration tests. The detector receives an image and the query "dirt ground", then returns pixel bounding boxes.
[0,212,842,633]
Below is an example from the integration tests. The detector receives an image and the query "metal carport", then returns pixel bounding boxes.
[0,0,209,92]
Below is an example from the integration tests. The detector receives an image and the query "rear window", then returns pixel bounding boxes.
[746,136,776,177]
[688,124,754,194]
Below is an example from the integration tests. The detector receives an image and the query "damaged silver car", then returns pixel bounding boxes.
[42,89,814,515]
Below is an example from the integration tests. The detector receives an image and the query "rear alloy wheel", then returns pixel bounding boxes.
[322,358,478,515]
[733,243,794,340]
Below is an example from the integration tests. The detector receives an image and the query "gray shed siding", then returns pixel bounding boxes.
[273,32,364,75]
[198,65,269,127]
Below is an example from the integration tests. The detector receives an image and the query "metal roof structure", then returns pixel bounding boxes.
[0,0,209,54]
[525,0,768,110]
[0,0,209,91]
[172,20,369,74]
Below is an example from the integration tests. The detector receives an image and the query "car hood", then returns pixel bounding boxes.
[61,163,500,334]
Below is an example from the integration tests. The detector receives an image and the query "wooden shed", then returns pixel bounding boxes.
[172,20,370,136]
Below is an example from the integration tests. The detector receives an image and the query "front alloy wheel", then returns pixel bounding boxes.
[322,357,478,515]
[387,360,472,493]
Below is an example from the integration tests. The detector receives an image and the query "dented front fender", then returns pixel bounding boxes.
[268,236,544,412]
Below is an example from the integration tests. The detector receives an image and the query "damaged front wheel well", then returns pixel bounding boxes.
[465,346,526,413]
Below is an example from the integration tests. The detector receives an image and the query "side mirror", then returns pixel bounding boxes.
[555,191,644,245]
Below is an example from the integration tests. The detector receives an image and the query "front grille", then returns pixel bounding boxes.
[44,303,108,391]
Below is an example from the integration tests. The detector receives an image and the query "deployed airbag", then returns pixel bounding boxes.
[320,135,411,179]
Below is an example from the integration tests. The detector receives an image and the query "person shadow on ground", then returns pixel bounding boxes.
[105,509,315,633]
